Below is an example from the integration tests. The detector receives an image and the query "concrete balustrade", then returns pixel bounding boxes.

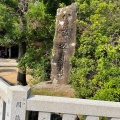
[26,95,120,118]
[62,114,76,120]
[0,78,10,102]
[0,78,120,120]
[85,116,99,120]
[38,112,51,120]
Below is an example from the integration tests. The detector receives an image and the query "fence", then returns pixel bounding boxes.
[0,78,120,120]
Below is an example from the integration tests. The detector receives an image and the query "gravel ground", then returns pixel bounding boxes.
[0,67,32,85]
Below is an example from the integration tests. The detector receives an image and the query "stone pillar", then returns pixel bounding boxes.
[5,85,30,120]
[51,3,77,84]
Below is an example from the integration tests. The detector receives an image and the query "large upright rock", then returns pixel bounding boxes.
[51,3,77,84]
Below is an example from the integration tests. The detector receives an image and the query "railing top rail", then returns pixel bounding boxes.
[0,78,120,119]
[27,94,120,118]
[0,78,10,102]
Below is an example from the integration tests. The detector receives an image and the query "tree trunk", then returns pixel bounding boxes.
[17,0,28,86]
[17,42,27,85]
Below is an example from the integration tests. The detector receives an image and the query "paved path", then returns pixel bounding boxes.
[0,58,17,67]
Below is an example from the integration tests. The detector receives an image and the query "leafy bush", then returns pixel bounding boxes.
[18,43,51,85]
[70,0,120,101]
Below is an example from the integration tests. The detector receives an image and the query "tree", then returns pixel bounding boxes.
[16,0,28,85]
[0,1,18,46]
[17,0,55,85]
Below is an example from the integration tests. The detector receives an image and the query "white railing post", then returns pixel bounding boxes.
[5,85,30,120]
[0,97,5,120]
[38,112,51,120]
[85,115,99,120]
[62,114,76,120]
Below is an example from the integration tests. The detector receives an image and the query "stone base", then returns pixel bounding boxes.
[31,81,76,98]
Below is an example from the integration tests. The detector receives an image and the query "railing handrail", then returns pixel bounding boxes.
[0,78,120,120]
[26,94,120,118]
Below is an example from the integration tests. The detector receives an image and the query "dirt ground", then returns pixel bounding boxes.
[0,67,32,85]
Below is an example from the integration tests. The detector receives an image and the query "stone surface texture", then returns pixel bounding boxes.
[51,3,77,84]
[38,112,51,120]
[85,116,99,120]
[62,114,76,120]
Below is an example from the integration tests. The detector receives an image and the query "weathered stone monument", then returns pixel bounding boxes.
[51,3,77,84]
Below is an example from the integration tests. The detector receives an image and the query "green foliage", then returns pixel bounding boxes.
[0,1,22,46]
[70,57,96,98]
[93,78,120,101]
[70,0,120,101]
[24,1,55,44]
[27,2,45,20]
[0,4,6,30]
[18,42,51,84]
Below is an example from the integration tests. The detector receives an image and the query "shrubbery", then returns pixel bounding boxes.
[18,43,51,85]
[70,0,120,101]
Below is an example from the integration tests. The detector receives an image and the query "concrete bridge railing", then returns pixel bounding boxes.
[0,78,120,120]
